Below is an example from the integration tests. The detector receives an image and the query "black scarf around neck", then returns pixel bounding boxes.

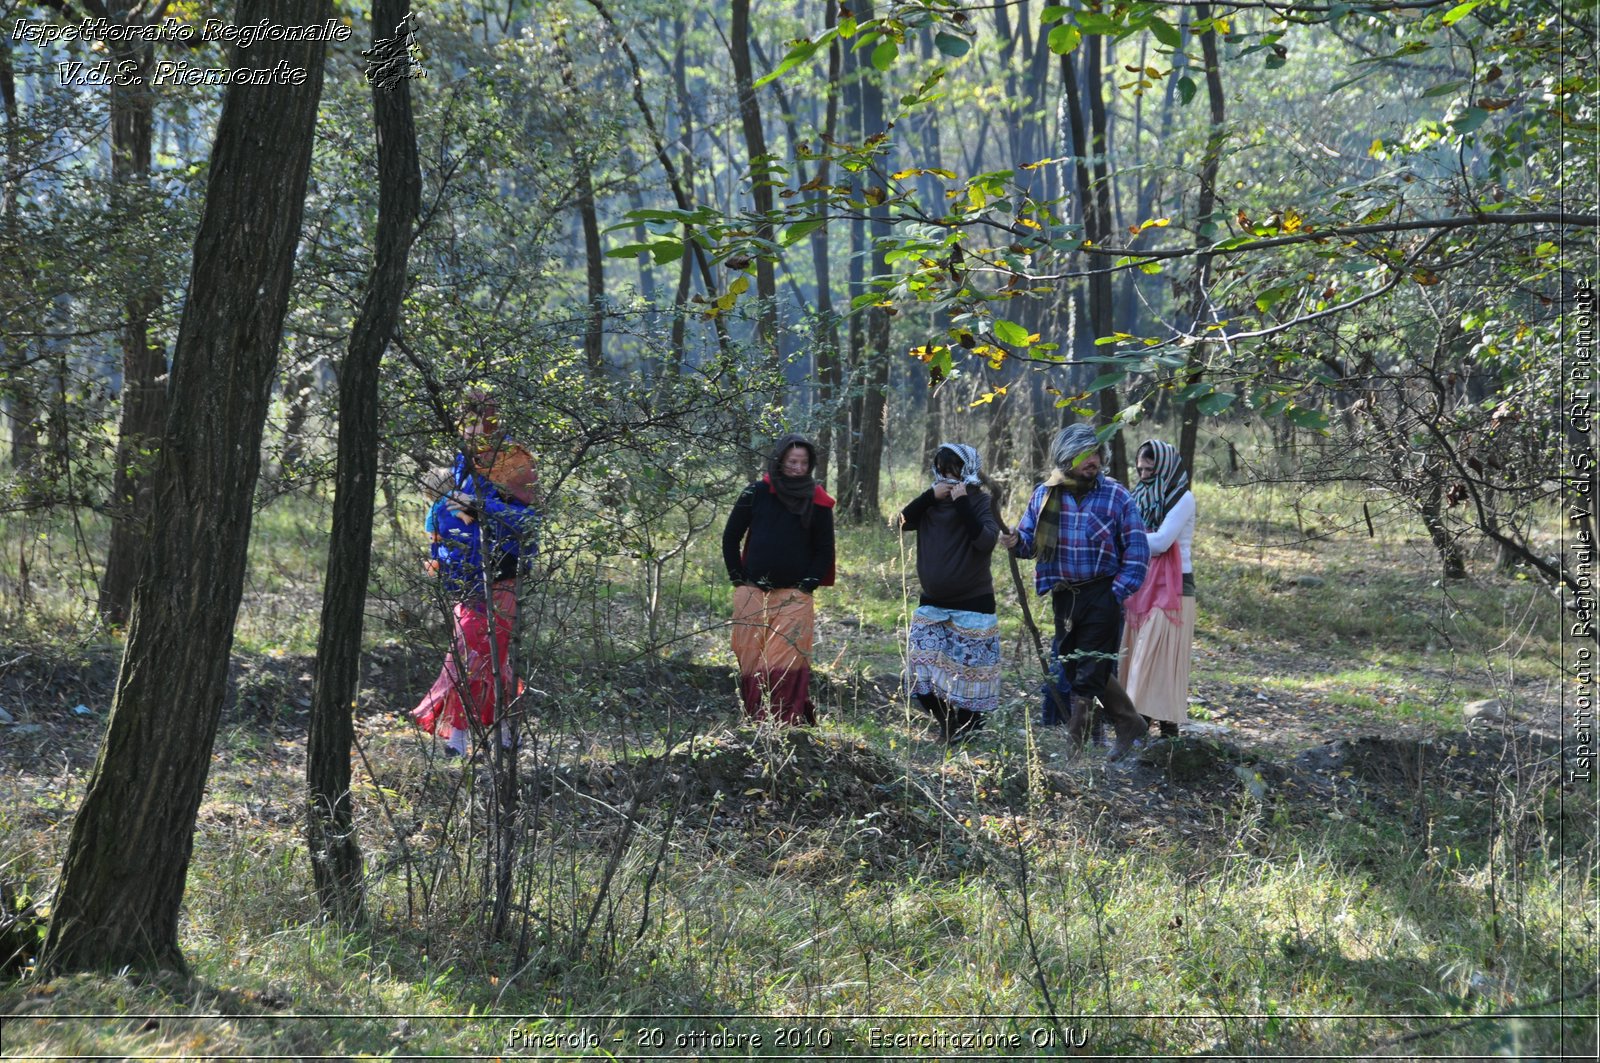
[766,434,818,528]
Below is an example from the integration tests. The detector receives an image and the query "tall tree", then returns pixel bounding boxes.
[41,0,330,974]
[306,0,421,926]
[729,0,777,367]
[94,0,171,623]
[848,0,892,522]
[0,35,41,478]
[1175,6,1226,472]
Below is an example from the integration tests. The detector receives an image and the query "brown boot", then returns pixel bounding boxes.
[1099,680,1149,761]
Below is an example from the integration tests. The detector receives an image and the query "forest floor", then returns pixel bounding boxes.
[0,489,1592,1060]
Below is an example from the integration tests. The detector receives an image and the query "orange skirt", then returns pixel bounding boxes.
[731,585,816,725]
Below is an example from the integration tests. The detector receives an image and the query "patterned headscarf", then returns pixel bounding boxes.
[1050,423,1103,472]
[1131,439,1190,530]
[932,442,982,487]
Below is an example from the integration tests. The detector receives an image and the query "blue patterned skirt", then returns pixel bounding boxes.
[907,605,1002,713]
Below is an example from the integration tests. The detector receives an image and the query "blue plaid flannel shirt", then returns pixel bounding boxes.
[1012,476,1149,602]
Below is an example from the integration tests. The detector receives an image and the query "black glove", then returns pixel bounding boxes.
[797,577,821,594]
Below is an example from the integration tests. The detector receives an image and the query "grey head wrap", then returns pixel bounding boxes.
[932,442,982,487]
[1036,423,1104,555]
[1050,423,1103,472]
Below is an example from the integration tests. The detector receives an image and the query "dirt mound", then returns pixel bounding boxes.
[527,728,977,880]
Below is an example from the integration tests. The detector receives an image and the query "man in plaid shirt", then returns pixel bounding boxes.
[1001,424,1150,757]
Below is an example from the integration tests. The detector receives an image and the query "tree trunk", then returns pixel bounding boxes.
[850,1,890,521]
[836,33,867,510]
[1060,47,1116,471]
[98,0,167,625]
[578,167,605,373]
[306,0,420,927]
[277,355,317,483]
[42,0,330,975]
[0,37,40,479]
[1084,36,1125,481]
[1177,8,1226,472]
[729,0,778,369]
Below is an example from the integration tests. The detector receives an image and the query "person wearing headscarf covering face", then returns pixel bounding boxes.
[899,443,1002,742]
[410,452,537,757]
[1120,439,1196,738]
[721,435,837,725]
[999,423,1150,757]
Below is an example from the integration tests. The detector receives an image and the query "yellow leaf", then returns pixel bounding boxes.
[1282,207,1304,233]
[1368,138,1386,158]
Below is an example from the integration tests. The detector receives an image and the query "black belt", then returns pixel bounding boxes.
[1051,574,1112,594]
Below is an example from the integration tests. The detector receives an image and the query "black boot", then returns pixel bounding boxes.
[916,692,948,737]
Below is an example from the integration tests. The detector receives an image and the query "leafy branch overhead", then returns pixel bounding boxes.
[617,0,1593,425]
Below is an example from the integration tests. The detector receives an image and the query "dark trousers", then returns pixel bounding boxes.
[1050,578,1145,741]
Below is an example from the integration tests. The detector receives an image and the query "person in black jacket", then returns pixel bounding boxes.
[721,435,837,725]
[900,443,1002,742]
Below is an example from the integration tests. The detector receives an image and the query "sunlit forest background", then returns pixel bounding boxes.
[0,0,1594,1058]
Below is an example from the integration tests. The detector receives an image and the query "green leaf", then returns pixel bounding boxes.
[1076,13,1124,34]
[1047,23,1081,55]
[1451,106,1490,134]
[650,242,685,265]
[755,33,830,88]
[1087,370,1125,392]
[1441,0,1487,25]
[1195,392,1236,415]
[781,218,826,246]
[606,242,656,259]
[1286,406,1329,431]
[934,32,970,58]
[1041,5,1069,21]
[1255,283,1296,314]
[1177,75,1197,106]
[1422,80,1467,98]
[993,318,1031,346]
[1148,17,1182,48]
[871,38,899,71]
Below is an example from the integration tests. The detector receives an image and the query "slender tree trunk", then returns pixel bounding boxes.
[306,0,420,927]
[578,169,605,373]
[851,49,890,519]
[277,356,317,483]
[0,38,40,478]
[1083,36,1126,480]
[837,33,866,510]
[98,0,165,624]
[668,17,693,371]
[1177,8,1226,471]
[730,0,778,369]
[42,0,330,975]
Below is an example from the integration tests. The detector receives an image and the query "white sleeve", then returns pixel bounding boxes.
[1145,490,1196,555]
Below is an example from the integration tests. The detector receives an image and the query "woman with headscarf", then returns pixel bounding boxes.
[721,435,836,725]
[900,443,1002,742]
[410,464,537,756]
[1120,439,1196,738]
[1000,423,1150,757]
